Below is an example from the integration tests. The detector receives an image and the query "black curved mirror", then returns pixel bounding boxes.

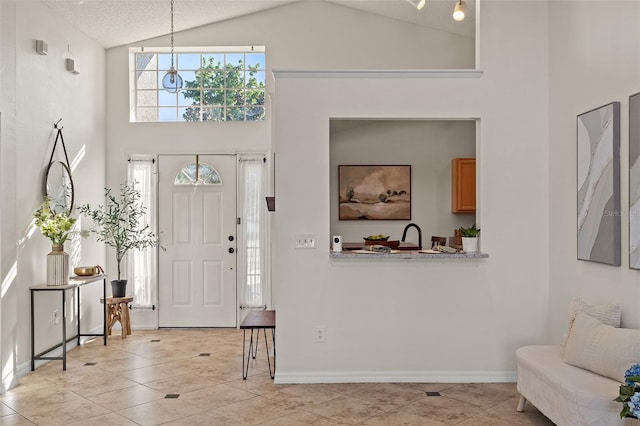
[43,160,74,214]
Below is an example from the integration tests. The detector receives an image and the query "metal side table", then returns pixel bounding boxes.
[30,274,107,371]
[241,310,276,380]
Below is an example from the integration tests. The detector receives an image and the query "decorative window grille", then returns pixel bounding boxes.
[132,47,265,123]
[173,162,221,185]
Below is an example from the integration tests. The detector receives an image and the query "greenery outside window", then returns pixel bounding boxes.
[132,46,265,122]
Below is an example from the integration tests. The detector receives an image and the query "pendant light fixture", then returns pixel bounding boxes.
[162,0,183,93]
[453,0,466,21]
[406,0,426,10]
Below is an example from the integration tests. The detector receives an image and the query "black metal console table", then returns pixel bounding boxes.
[30,274,107,371]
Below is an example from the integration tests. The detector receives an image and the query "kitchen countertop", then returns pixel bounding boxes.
[342,242,419,251]
[330,250,489,259]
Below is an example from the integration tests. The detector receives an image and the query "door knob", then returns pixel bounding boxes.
[228,235,234,241]
[228,247,235,254]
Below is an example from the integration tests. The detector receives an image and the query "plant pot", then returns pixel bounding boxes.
[111,280,127,298]
[462,237,478,253]
[47,244,69,286]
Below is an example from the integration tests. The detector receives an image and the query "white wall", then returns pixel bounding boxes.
[105,0,475,328]
[329,120,476,246]
[3,0,635,390]
[273,1,550,382]
[548,1,640,341]
[0,0,18,393]
[0,1,105,390]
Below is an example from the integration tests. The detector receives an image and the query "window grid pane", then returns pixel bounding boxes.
[173,163,222,185]
[134,50,265,122]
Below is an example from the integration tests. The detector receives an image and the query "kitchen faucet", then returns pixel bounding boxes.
[401,223,422,250]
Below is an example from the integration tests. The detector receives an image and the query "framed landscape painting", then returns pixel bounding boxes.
[339,165,411,220]
[577,101,620,266]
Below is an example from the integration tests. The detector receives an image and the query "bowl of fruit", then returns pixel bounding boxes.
[364,234,389,242]
[364,235,399,248]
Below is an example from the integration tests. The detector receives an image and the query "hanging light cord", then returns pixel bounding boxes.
[162,0,182,92]
[170,0,175,69]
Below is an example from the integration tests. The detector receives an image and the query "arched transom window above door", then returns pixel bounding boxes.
[174,161,222,185]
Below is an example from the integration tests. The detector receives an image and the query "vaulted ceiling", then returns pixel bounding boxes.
[40,0,475,49]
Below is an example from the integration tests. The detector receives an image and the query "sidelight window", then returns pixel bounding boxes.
[127,156,157,308]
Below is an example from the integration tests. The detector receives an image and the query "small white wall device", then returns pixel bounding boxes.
[332,236,342,252]
[36,40,48,55]
[66,58,80,74]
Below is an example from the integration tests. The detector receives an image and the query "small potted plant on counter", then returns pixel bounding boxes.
[459,224,480,253]
[79,182,159,298]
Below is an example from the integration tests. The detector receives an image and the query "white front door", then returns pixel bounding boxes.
[158,154,237,327]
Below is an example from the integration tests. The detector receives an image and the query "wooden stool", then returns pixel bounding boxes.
[100,297,132,338]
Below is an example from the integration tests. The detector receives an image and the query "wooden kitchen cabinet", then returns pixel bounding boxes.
[451,158,476,213]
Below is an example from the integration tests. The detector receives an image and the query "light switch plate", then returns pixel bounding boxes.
[295,234,316,249]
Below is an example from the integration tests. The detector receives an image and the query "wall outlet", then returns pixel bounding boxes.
[315,326,326,343]
[295,234,316,249]
[53,310,60,325]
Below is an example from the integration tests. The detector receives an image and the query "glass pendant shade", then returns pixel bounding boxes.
[406,0,425,10]
[453,0,466,21]
[162,67,183,93]
[163,0,181,93]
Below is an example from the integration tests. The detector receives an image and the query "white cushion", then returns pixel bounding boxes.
[563,312,640,383]
[563,297,621,345]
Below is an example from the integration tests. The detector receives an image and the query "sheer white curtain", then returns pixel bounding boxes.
[238,154,268,310]
[127,156,157,308]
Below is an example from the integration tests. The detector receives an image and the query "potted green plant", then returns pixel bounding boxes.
[459,223,480,253]
[79,182,158,297]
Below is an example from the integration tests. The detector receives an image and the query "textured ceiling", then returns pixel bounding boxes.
[40,0,475,49]
[328,0,475,39]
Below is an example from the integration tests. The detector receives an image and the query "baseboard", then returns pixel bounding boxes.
[1,325,109,392]
[75,325,106,344]
[1,340,84,393]
[1,361,31,393]
[274,370,517,384]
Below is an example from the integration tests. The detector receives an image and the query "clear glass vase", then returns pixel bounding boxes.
[47,244,69,286]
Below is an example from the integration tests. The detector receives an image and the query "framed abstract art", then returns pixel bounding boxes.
[577,102,621,266]
[629,93,640,269]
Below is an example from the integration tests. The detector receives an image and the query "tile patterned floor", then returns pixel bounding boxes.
[0,329,555,425]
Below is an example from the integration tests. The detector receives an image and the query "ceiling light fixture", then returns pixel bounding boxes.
[407,0,426,11]
[162,0,183,93]
[453,0,466,21]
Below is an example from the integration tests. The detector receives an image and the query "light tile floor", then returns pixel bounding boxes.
[0,329,555,425]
